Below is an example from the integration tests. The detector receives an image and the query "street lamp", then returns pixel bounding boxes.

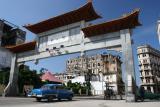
[84,69,92,95]
[106,76,109,89]
[99,71,104,95]
[157,20,160,45]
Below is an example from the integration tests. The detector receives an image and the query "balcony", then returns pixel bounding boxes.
[143,62,150,65]
[144,75,154,78]
[139,75,144,78]
[143,68,151,71]
[141,82,155,86]
[138,63,142,66]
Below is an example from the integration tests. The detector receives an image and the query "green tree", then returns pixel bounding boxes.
[0,67,10,85]
[18,65,42,93]
[65,81,89,95]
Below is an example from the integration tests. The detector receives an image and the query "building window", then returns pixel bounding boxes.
[142,54,146,57]
[70,26,80,36]
[143,59,147,63]
[113,67,116,71]
[146,78,150,83]
[138,55,140,58]
[88,64,90,67]
[144,65,148,69]
[39,36,48,47]
[92,70,95,74]
[145,71,149,76]
[93,63,95,67]
[147,87,151,92]
[141,79,143,82]
[142,49,145,52]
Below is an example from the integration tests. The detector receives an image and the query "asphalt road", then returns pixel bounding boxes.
[0,96,160,107]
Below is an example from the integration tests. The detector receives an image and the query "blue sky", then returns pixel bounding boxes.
[0,0,160,85]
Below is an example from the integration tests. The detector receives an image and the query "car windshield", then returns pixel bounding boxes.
[56,85,65,90]
[40,84,65,90]
[41,85,50,90]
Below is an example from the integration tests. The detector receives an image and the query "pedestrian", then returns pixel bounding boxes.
[24,89,27,97]
[139,86,145,101]
[107,88,111,99]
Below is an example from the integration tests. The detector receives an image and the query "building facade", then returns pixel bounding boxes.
[137,45,160,93]
[0,19,26,47]
[0,47,12,70]
[0,19,26,70]
[66,54,124,94]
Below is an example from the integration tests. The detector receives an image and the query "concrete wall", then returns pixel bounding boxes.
[71,76,119,95]
[71,76,85,83]
[37,22,83,52]
[0,47,12,69]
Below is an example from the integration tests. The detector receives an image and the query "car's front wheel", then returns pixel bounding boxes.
[58,98,61,101]
[36,98,42,102]
[68,95,73,101]
[47,96,53,102]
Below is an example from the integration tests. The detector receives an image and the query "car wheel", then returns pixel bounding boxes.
[48,96,53,102]
[68,95,72,101]
[36,98,41,102]
[58,98,61,101]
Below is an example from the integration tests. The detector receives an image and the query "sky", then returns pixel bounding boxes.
[0,0,160,85]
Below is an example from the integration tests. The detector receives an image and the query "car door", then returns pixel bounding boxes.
[50,85,57,96]
[57,86,68,99]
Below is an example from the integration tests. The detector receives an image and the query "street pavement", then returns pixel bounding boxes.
[0,96,160,107]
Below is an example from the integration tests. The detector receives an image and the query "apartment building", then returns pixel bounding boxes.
[0,19,26,47]
[67,54,121,74]
[0,19,26,70]
[137,45,160,93]
[66,54,124,94]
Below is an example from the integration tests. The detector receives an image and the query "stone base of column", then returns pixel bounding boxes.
[126,93,135,102]
[3,83,19,97]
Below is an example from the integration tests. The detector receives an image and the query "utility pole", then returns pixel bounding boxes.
[157,20,160,45]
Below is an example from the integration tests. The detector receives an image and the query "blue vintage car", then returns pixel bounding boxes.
[28,84,74,102]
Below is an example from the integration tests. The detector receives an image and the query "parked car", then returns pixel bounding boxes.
[28,84,74,102]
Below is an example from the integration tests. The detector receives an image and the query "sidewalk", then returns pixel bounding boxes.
[74,95,104,100]
[102,100,160,107]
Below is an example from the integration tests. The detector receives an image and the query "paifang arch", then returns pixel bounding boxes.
[5,2,141,102]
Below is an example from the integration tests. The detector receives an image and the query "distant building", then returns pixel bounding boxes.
[137,45,160,93]
[66,54,124,94]
[54,73,75,83]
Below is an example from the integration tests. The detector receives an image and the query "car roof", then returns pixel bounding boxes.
[43,84,62,87]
